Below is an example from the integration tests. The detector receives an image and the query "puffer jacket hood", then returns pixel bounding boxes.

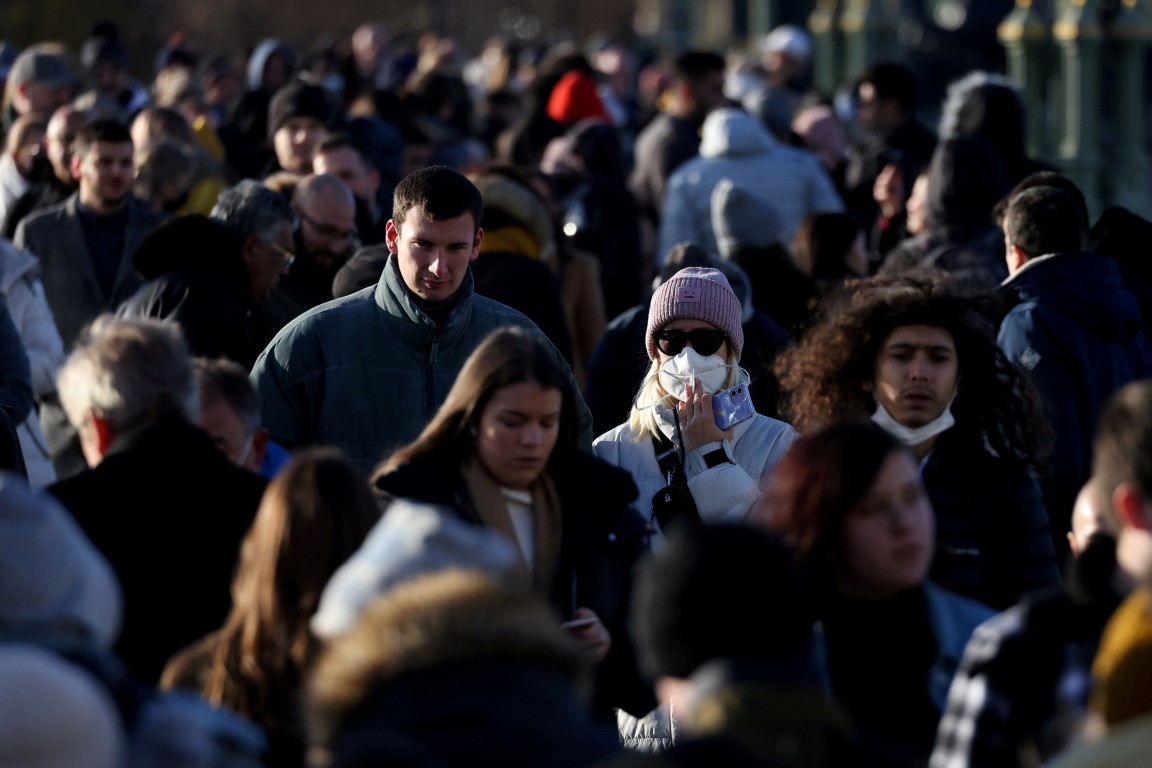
[700,108,777,159]
[472,173,558,270]
[306,570,619,768]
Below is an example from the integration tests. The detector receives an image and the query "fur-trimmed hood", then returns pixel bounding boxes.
[307,570,595,760]
[472,173,559,270]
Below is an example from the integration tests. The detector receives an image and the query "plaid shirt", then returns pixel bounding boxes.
[930,571,1120,768]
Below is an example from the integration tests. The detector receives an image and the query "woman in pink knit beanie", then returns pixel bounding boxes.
[593,266,798,536]
[592,265,799,752]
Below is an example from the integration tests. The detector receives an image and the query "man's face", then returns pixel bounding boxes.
[386,208,482,302]
[73,140,134,210]
[246,221,296,301]
[12,126,45,178]
[272,116,327,174]
[18,81,72,116]
[855,83,902,134]
[872,324,959,428]
[314,146,379,209]
[46,110,83,184]
[91,61,127,97]
[296,193,357,267]
[200,398,261,472]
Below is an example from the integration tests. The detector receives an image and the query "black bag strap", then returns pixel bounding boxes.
[650,429,701,531]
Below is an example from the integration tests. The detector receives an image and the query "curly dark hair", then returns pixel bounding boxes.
[775,269,1051,473]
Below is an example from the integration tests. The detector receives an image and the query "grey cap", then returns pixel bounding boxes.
[9,47,75,88]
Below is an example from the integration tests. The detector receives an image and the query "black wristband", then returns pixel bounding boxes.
[703,448,731,468]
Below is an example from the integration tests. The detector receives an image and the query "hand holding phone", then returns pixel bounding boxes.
[712,384,755,430]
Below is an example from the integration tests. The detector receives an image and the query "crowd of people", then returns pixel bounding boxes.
[2,14,1152,768]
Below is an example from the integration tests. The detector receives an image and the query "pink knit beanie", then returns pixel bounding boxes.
[646,267,744,360]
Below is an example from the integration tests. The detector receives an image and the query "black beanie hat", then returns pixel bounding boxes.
[267,81,335,140]
[631,524,815,681]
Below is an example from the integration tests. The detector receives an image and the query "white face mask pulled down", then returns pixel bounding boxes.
[871,394,957,448]
[658,348,730,401]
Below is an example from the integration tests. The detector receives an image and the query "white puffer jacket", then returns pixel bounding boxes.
[0,238,65,486]
[593,405,797,535]
[594,404,797,752]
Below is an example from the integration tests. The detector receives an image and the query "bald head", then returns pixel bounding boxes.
[292,174,358,266]
[1069,477,1113,557]
[46,105,87,184]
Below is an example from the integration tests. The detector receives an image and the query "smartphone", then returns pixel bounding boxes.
[712,384,755,430]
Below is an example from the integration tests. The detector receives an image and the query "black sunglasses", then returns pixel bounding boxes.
[655,329,727,357]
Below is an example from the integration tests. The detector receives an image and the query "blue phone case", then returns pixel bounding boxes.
[712,384,755,429]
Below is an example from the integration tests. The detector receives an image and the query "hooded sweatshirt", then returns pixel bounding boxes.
[659,108,843,262]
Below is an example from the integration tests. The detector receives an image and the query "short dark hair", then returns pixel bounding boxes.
[391,165,482,234]
[1093,380,1152,521]
[672,51,726,84]
[992,170,1088,231]
[1003,186,1085,259]
[316,132,377,172]
[195,357,261,434]
[74,118,132,157]
[855,61,917,114]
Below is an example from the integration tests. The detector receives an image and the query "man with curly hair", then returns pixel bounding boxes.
[775,269,1059,609]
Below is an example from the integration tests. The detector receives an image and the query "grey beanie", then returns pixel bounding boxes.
[711,179,785,259]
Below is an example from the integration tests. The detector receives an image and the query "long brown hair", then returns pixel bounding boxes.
[201,448,379,721]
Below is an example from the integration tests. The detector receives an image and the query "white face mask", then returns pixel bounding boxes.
[871,396,956,448]
[659,348,729,401]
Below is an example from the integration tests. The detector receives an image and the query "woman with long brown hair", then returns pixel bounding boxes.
[161,447,380,767]
[754,420,993,767]
[372,324,653,724]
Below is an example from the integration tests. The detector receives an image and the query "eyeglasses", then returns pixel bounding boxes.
[297,209,357,241]
[655,329,727,357]
[267,241,296,271]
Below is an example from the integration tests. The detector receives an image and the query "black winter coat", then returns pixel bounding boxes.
[924,428,1061,610]
[49,419,266,684]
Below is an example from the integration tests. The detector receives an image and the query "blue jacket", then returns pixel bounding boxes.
[998,251,1152,536]
[251,256,591,475]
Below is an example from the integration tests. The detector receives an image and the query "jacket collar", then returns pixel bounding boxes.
[375,254,476,342]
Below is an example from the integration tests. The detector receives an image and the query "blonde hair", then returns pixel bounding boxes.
[626,348,742,442]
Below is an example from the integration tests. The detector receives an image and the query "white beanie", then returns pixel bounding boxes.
[311,500,523,639]
[760,24,813,61]
[0,472,122,645]
[0,644,125,768]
